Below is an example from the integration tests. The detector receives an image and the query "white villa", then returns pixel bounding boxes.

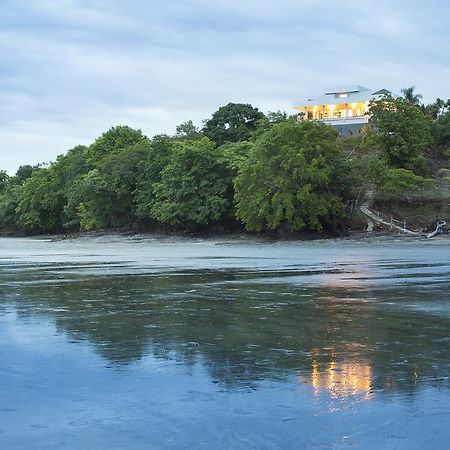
[294,86,394,135]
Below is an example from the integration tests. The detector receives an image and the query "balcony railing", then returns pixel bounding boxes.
[320,116,369,126]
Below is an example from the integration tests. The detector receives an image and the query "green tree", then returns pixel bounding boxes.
[203,103,265,146]
[38,145,91,229]
[0,184,21,228]
[66,143,150,230]
[85,125,145,164]
[65,169,110,230]
[14,165,40,184]
[15,168,65,232]
[266,111,291,124]
[175,121,202,140]
[424,98,450,120]
[60,127,151,230]
[369,157,431,193]
[234,121,353,233]
[434,113,450,154]
[150,138,229,228]
[135,135,175,222]
[0,166,44,229]
[220,141,253,174]
[366,96,432,173]
[401,86,423,106]
[13,146,91,233]
[252,112,297,140]
[0,171,8,194]
[432,100,450,155]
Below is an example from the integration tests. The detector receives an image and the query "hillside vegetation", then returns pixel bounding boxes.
[1,91,450,236]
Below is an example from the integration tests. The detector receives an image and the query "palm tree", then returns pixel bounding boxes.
[401,86,423,106]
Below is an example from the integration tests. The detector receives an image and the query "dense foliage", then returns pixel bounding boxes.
[234,121,353,233]
[203,103,264,146]
[151,138,230,228]
[1,93,449,236]
[366,96,432,174]
[364,91,450,196]
[431,99,450,154]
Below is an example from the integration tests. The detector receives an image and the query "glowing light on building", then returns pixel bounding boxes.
[293,86,396,135]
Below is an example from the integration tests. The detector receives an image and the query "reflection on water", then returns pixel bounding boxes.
[321,267,373,289]
[305,348,373,400]
[1,237,450,449]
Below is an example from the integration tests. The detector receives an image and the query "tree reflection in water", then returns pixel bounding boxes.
[1,253,450,396]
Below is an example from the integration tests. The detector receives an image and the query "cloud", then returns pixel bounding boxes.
[0,0,449,173]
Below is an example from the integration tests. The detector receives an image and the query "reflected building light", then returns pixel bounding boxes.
[320,260,374,290]
[302,349,373,400]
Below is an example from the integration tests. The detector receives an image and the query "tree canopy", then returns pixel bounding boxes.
[401,86,423,106]
[85,125,146,164]
[431,100,450,154]
[2,95,449,237]
[234,121,353,233]
[203,103,265,146]
[150,138,230,228]
[174,121,202,140]
[366,96,432,173]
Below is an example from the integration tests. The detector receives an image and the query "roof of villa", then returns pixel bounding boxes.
[294,86,396,108]
[324,85,371,94]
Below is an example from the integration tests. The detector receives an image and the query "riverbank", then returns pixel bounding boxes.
[2,227,446,243]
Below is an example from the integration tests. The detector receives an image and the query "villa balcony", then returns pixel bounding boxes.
[321,115,369,126]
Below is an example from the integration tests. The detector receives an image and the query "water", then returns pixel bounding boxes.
[1,236,449,449]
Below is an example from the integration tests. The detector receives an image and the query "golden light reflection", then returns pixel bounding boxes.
[320,260,374,290]
[303,349,373,400]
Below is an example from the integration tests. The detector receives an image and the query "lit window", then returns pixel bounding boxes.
[338,93,348,98]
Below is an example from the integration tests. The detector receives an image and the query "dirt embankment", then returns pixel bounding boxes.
[369,191,450,233]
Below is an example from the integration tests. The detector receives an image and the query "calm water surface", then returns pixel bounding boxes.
[1,236,449,449]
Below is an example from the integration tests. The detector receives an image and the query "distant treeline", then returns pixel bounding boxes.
[1,91,450,236]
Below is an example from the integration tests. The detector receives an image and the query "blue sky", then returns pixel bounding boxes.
[1,0,449,173]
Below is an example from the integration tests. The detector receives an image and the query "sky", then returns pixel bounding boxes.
[1,0,449,174]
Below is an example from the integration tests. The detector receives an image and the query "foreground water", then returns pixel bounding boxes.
[0,236,449,449]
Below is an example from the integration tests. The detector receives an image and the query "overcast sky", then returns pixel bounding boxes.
[1,0,449,173]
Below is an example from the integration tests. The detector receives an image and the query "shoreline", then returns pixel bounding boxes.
[1,228,446,243]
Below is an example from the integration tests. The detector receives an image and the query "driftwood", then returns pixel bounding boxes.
[426,221,447,239]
